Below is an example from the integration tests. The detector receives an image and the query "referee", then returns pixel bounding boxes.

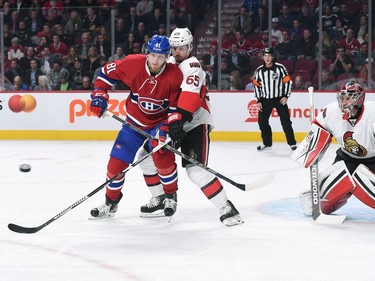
[252,47,297,151]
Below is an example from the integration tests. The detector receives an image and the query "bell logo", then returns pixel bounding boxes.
[245,100,259,122]
[8,95,37,113]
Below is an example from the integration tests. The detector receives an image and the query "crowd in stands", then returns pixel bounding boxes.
[200,1,375,90]
[1,0,375,91]
[1,0,212,91]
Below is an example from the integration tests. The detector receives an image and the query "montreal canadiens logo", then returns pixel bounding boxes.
[138,97,166,114]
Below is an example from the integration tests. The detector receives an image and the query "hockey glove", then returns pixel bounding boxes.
[151,124,170,151]
[90,89,109,118]
[168,109,192,142]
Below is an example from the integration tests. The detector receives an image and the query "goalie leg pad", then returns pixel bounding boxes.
[352,164,375,208]
[319,160,356,214]
[291,123,332,168]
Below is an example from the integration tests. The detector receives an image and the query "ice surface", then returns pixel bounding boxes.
[1,140,374,281]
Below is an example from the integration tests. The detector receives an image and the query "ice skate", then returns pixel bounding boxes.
[220,200,244,226]
[164,193,177,222]
[257,145,272,151]
[140,194,166,218]
[290,144,297,151]
[89,194,123,220]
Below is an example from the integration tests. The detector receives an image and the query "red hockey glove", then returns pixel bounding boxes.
[90,89,109,117]
[151,124,170,151]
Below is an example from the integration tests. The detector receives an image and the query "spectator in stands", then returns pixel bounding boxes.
[297,5,316,31]
[316,31,335,61]
[82,7,103,32]
[92,55,108,83]
[50,34,68,57]
[30,0,43,18]
[278,4,294,30]
[251,5,268,34]
[53,68,75,90]
[19,46,38,71]
[357,58,375,86]
[212,57,234,90]
[52,23,70,45]
[76,32,93,60]
[276,30,296,61]
[37,24,52,41]
[289,19,303,42]
[227,43,249,75]
[26,9,43,37]
[157,23,167,36]
[205,71,217,90]
[34,75,52,91]
[122,33,136,55]
[124,6,139,35]
[337,2,356,29]
[252,30,274,57]
[64,9,83,39]
[69,58,90,88]
[339,28,361,57]
[329,45,355,79]
[133,21,147,44]
[296,28,315,60]
[230,5,252,35]
[354,42,373,73]
[42,0,64,25]
[63,46,79,71]
[109,46,125,62]
[79,75,94,90]
[131,42,142,54]
[174,0,193,29]
[8,10,20,35]
[38,46,54,75]
[9,0,30,21]
[15,19,31,47]
[270,18,283,45]
[292,75,307,90]
[322,3,337,33]
[7,37,24,61]
[355,15,368,44]
[95,32,111,59]
[34,35,49,55]
[141,33,151,54]
[24,59,43,90]
[82,46,101,79]
[136,0,154,23]
[329,17,345,46]
[234,29,252,56]
[10,75,28,91]
[229,70,245,90]
[169,7,179,32]
[5,58,25,84]
[47,60,67,89]
[201,43,219,70]
[3,23,12,47]
[320,69,336,90]
[147,7,165,34]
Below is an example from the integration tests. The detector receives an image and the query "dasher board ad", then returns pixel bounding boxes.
[0,91,374,132]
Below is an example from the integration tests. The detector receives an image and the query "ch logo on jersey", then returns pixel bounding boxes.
[343,131,367,157]
[138,96,167,114]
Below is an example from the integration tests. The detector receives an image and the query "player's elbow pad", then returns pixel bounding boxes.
[291,124,332,168]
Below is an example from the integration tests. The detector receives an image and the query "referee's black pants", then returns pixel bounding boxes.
[258,97,296,147]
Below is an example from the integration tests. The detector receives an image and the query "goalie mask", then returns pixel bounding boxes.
[337,81,365,119]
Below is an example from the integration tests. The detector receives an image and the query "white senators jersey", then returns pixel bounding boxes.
[315,102,375,160]
[168,56,214,132]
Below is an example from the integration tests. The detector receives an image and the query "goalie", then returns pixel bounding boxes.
[292,81,375,215]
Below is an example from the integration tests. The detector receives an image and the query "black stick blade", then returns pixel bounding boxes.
[8,223,42,234]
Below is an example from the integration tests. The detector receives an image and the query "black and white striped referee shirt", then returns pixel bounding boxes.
[252,62,292,101]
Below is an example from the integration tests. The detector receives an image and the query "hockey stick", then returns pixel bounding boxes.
[308,87,346,224]
[8,138,171,234]
[105,111,274,191]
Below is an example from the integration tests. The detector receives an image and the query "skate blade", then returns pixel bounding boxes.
[140,211,165,218]
[222,215,244,226]
[88,213,116,220]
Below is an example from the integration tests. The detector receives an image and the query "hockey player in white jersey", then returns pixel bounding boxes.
[295,81,375,215]
[138,27,244,226]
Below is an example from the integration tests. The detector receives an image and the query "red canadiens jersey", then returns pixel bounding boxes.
[314,102,375,160]
[95,54,183,127]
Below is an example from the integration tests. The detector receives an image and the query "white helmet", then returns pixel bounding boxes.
[169,27,193,55]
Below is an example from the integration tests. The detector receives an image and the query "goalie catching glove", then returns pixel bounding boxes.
[90,89,109,117]
[168,108,192,142]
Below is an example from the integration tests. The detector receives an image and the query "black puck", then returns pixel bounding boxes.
[20,164,31,173]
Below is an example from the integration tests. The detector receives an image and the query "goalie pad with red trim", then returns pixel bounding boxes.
[352,164,375,208]
[319,160,356,214]
[291,124,332,168]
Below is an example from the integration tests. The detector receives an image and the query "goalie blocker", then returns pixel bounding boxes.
[291,123,332,168]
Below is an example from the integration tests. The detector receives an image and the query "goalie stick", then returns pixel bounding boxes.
[105,111,274,191]
[308,87,346,224]
[8,139,171,234]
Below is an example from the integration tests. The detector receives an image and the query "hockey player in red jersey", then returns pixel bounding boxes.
[89,35,183,219]
[138,28,244,226]
[295,81,375,216]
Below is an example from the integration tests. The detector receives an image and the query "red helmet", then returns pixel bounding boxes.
[337,81,365,119]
